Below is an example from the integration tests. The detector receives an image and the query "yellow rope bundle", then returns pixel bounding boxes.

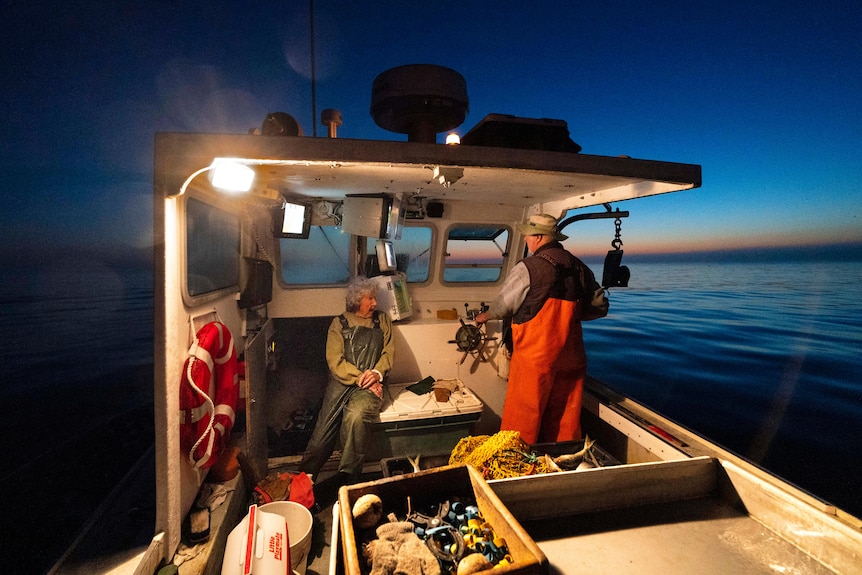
[449,430,554,479]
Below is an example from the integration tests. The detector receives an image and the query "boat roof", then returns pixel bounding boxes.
[155,132,701,212]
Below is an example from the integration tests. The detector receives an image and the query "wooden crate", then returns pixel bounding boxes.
[338,464,547,575]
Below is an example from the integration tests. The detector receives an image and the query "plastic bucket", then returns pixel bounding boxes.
[259,501,314,575]
[222,505,289,575]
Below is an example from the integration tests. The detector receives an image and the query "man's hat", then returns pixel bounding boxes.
[516,214,568,241]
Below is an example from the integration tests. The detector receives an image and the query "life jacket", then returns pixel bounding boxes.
[179,321,239,469]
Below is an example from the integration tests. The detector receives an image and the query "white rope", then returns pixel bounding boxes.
[186,335,215,467]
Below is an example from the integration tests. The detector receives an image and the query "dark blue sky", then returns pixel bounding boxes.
[2,1,860,262]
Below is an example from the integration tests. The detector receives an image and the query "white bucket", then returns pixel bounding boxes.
[259,501,314,575]
[222,505,290,575]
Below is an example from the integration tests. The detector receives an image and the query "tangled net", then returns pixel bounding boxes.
[449,430,555,479]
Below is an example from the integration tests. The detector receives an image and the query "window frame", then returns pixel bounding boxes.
[276,223,355,288]
[440,223,512,286]
[363,223,436,286]
[181,193,241,307]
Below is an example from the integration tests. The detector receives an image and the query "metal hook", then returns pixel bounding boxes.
[611,216,623,250]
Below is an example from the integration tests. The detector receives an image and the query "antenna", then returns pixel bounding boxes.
[309,0,317,137]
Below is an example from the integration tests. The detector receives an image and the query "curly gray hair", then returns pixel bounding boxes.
[345,276,378,312]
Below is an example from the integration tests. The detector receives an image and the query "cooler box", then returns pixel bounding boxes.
[366,379,482,463]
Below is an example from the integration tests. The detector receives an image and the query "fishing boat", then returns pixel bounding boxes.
[58,65,861,575]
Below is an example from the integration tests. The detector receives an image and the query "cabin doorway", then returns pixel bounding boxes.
[265,317,331,458]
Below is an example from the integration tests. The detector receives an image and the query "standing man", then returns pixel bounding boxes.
[475,214,608,443]
[299,276,394,487]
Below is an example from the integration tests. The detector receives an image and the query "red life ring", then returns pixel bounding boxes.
[179,321,239,469]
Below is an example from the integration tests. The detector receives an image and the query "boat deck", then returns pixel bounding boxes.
[490,456,860,575]
[304,470,374,575]
[311,457,854,575]
[48,438,861,575]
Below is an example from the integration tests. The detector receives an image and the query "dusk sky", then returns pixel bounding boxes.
[2,1,860,264]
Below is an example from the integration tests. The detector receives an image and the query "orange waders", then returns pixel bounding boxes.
[501,297,586,444]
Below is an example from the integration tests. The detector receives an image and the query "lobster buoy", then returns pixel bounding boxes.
[179,321,238,469]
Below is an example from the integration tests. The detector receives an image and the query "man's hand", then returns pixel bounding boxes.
[592,288,608,307]
[474,312,489,325]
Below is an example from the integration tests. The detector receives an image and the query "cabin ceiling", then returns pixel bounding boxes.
[254,162,653,206]
[156,132,701,211]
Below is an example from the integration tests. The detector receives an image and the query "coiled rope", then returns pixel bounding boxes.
[449,430,554,479]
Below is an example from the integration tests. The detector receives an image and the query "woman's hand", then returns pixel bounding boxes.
[358,369,378,388]
[359,369,384,398]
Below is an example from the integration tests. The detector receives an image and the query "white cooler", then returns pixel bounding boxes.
[366,379,483,463]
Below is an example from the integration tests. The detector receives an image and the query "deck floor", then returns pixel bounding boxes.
[303,468,383,575]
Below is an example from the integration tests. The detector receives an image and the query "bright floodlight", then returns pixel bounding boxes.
[209,159,255,192]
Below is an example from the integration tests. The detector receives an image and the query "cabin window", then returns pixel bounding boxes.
[280,225,351,285]
[364,225,433,283]
[185,197,240,297]
[443,225,510,283]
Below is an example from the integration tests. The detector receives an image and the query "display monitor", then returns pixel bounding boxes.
[371,272,413,321]
[375,239,397,272]
[277,200,312,239]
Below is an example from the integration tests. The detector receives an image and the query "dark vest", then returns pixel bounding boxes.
[512,243,588,324]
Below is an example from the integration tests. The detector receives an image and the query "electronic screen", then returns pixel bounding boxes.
[375,239,397,272]
[277,200,312,239]
[371,272,413,321]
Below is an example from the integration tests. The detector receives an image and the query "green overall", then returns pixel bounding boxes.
[300,312,384,478]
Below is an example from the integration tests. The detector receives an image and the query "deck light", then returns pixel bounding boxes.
[209,159,255,193]
[175,158,256,196]
[446,133,461,145]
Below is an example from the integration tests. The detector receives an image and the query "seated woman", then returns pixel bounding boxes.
[299,276,395,486]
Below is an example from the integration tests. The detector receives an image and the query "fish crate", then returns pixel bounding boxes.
[338,464,547,575]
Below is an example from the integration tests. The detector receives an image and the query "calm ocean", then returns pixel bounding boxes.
[0,261,153,393]
[582,259,862,517]
[1,259,859,519]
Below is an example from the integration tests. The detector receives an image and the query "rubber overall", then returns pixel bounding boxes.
[502,246,589,444]
[300,312,384,478]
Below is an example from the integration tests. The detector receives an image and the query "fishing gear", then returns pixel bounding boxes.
[602,212,630,288]
[557,203,630,288]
